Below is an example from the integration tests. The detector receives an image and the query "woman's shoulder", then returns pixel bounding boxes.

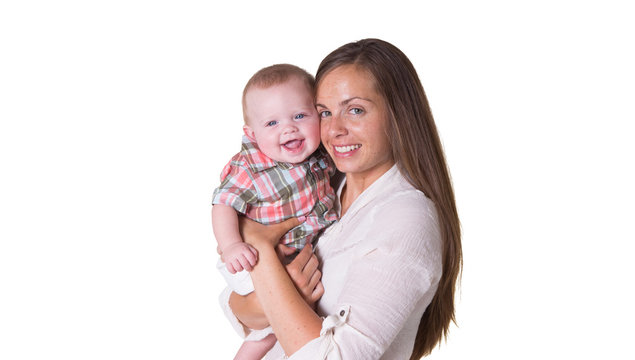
[371,191,438,235]
[372,169,437,220]
[361,169,441,250]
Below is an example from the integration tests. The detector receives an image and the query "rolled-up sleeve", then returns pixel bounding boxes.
[289,304,374,359]
[289,194,443,359]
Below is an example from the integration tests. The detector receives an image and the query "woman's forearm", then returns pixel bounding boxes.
[228,291,270,331]
[250,244,323,355]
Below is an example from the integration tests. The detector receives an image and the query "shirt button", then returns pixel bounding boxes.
[339,310,345,317]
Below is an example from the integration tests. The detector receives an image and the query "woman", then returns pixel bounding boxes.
[222,38,462,359]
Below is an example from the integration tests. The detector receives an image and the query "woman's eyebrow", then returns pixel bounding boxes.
[316,97,372,109]
[341,96,372,105]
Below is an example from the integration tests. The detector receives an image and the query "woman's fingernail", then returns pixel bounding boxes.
[298,216,306,222]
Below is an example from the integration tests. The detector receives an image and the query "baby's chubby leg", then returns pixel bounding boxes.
[233,333,277,360]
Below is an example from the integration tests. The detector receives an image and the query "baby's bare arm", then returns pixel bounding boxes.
[212,204,258,272]
[212,204,243,250]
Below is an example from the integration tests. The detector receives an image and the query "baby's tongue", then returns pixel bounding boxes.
[284,139,302,149]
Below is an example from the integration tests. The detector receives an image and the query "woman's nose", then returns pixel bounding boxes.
[326,113,346,137]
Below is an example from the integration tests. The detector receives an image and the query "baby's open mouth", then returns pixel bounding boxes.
[282,139,304,150]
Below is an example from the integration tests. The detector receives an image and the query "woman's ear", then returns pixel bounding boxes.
[243,125,255,140]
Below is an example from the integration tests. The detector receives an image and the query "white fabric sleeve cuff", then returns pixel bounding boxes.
[287,305,351,360]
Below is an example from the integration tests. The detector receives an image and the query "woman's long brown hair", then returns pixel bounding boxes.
[315,39,462,358]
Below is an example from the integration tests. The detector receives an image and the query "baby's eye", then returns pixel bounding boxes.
[294,113,305,120]
[350,108,363,115]
[319,110,331,118]
[266,120,278,127]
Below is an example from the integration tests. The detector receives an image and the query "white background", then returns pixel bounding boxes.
[1,1,633,359]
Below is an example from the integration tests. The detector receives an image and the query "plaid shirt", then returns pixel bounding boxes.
[212,136,338,250]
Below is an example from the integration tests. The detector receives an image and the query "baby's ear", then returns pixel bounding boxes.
[243,125,255,140]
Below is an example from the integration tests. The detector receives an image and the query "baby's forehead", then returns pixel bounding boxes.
[245,79,314,110]
[246,76,313,95]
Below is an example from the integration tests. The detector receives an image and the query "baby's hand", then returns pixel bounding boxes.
[222,242,258,274]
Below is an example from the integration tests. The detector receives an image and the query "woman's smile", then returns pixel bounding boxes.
[332,144,361,156]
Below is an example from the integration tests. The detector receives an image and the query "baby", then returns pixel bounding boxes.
[211,64,337,359]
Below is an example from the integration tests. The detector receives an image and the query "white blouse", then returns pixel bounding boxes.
[220,165,443,359]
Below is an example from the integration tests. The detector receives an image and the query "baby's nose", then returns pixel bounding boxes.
[282,124,298,134]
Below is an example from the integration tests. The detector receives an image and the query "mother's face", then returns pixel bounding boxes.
[316,65,394,180]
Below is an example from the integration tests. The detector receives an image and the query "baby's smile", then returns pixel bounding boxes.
[282,138,305,152]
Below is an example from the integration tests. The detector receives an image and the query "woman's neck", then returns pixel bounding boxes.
[340,162,395,216]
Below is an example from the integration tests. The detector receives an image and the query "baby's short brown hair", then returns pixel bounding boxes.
[242,64,315,123]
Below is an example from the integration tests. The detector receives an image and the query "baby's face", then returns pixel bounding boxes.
[243,77,320,164]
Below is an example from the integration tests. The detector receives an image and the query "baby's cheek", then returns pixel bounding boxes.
[305,122,322,150]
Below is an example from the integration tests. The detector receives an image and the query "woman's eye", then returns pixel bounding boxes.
[266,120,278,127]
[350,108,363,115]
[294,114,305,120]
[319,110,331,118]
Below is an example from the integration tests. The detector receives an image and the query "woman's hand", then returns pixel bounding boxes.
[279,244,324,309]
[238,216,303,248]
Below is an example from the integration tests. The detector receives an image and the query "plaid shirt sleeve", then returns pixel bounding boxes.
[211,158,258,214]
